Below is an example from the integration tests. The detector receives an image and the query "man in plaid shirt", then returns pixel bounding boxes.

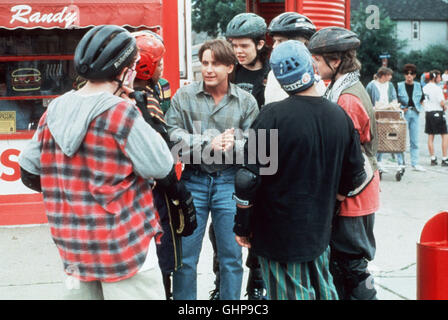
[166,39,259,300]
[17,25,195,299]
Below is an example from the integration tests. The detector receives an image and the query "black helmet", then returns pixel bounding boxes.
[74,25,137,81]
[225,13,267,39]
[308,26,360,54]
[268,12,316,40]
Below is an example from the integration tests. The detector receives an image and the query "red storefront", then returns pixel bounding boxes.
[0,0,351,226]
[0,0,181,225]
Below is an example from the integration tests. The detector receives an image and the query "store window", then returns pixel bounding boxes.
[0,29,85,133]
[0,27,146,133]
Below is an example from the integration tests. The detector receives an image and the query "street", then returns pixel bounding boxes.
[0,115,447,300]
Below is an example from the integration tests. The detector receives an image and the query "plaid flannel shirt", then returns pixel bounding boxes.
[37,101,162,282]
[165,81,259,173]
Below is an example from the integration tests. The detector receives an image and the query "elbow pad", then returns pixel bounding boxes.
[352,169,367,190]
[20,167,42,193]
[233,167,261,206]
[232,167,261,237]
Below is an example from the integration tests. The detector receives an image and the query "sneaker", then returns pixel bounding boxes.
[431,157,438,166]
[412,165,426,172]
[246,288,267,300]
[209,288,220,300]
[442,159,448,167]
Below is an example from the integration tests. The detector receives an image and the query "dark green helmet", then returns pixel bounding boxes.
[268,12,316,40]
[225,13,267,39]
[308,26,360,54]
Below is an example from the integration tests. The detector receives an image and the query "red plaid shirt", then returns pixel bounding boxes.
[37,101,162,282]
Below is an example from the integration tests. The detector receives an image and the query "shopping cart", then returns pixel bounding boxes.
[375,110,407,181]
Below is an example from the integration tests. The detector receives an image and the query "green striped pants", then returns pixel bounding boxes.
[258,246,339,300]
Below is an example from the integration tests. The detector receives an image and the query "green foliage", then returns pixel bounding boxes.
[192,0,246,38]
[397,45,448,82]
[351,1,406,85]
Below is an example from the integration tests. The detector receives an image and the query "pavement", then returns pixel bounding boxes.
[1,114,447,300]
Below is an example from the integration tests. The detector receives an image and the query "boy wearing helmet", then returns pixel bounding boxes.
[18,25,196,299]
[133,30,171,116]
[225,12,270,109]
[264,12,326,104]
[132,30,191,301]
[309,27,380,300]
[233,40,366,300]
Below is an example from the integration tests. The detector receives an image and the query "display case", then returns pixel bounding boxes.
[0,28,85,133]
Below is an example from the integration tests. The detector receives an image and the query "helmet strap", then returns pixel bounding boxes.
[325,55,344,92]
[113,78,124,95]
[113,67,131,95]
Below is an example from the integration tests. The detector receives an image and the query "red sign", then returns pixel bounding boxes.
[1,148,20,182]
[0,0,162,29]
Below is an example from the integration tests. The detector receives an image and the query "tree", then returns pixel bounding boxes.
[351,1,406,85]
[192,0,246,38]
[398,45,448,81]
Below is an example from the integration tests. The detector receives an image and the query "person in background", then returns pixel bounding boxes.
[442,69,448,85]
[17,25,188,300]
[264,11,326,104]
[420,71,430,88]
[233,40,367,300]
[397,63,426,172]
[366,67,397,107]
[309,26,380,300]
[422,70,448,167]
[166,39,259,300]
[365,66,401,172]
[443,69,448,101]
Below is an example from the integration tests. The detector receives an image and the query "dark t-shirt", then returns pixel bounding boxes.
[405,82,425,107]
[246,95,365,263]
[234,63,270,109]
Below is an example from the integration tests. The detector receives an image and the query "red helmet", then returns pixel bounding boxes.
[133,31,165,80]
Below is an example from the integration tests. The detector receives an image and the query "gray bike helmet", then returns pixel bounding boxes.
[308,26,360,54]
[225,13,267,39]
[268,12,316,40]
[74,25,137,81]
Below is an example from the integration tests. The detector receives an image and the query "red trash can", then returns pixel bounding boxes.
[417,211,448,300]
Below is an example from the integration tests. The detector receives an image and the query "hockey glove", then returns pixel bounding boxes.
[157,166,197,237]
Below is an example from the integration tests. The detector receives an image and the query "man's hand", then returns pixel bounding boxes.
[211,128,235,152]
[235,235,251,248]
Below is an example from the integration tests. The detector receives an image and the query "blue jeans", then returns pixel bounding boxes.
[172,167,243,300]
[404,109,420,166]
